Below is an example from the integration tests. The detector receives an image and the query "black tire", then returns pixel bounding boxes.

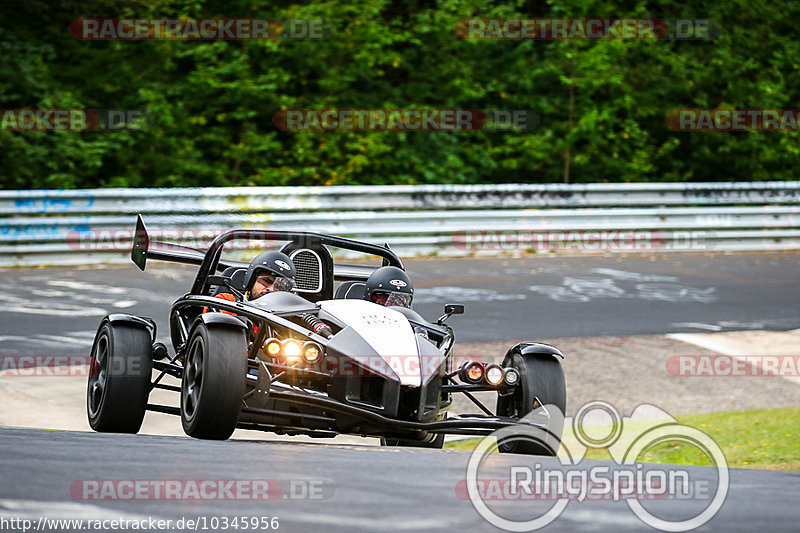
[380,432,445,449]
[87,321,152,433]
[496,354,566,456]
[181,323,247,440]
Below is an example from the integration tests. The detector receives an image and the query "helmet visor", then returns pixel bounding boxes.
[254,272,296,292]
[372,290,412,308]
[272,276,296,292]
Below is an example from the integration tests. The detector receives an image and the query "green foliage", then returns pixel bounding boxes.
[1,0,799,189]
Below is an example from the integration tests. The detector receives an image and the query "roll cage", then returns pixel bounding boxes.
[130,214,405,297]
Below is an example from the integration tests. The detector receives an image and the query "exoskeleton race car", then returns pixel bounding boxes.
[87,215,566,453]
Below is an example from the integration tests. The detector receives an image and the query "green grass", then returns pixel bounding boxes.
[445,407,800,470]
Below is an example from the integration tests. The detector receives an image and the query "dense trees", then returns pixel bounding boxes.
[2,0,799,189]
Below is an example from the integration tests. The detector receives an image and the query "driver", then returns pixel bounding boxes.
[212,251,296,308]
[363,266,414,308]
[243,250,297,299]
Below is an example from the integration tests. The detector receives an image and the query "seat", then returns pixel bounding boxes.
[211,266,246,297]
[334,281,366,299]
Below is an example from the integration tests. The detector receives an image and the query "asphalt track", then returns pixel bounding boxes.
[0,251,799,355]
[0,427,798,532]
[1,252,799,532]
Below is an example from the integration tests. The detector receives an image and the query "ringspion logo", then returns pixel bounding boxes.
[465,401,728,531]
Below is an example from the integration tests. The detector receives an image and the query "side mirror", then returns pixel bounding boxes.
[445,304,464,315]
[438,303,465,324]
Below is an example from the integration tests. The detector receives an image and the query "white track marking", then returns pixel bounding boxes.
[0,336,30,342]
[33,335,94,346]
[30,289,70,298]
[0,498,164,522]
[288,513,458,530]
[414,286,526,303]
[0,294,107,317]
[671,322,724,331]
[46,280,128,294]
[112,300,138,308]
[0,303,107,317]
[561,508,645,529]
[668,331,800,386]
[590,268,678,282]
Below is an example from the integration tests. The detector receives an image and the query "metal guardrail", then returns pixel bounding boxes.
[1,182,798,266]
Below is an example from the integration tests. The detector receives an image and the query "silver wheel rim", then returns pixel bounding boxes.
[181,335,205,422]
[87,334,109,418]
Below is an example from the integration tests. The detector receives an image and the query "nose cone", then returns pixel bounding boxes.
[319,300,422,386]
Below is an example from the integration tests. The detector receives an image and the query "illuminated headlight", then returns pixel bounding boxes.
[303,342,322,363]
[503,367,520,386]
[264,338,282,357]
[485,364,504,386]
[282,339,302,363]
[459,361,485,384]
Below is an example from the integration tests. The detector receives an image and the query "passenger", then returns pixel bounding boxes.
[363,266,414,308]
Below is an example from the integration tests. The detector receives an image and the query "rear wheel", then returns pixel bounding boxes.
[496,354,566,456]
[380,412,446,449]
[380,432,445,449]
[87,321,152,433]
[181,323,247,440]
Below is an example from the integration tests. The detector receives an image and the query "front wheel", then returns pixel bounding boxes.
[181,323,247,440]
[87,321,152,433]
[496,354,566,456]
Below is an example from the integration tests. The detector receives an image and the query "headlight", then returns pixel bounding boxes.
[485,364,504,386]
[459,361,484,384]
[303,341,322,363]
[503,367,520,386]
[264,338,281,357]
[282,339,302,364]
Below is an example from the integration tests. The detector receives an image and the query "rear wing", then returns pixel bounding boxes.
[130,215,403,294]
[131,215,233,271]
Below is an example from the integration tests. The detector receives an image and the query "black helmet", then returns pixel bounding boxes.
[364,266,413,308]
[244,251,296,293]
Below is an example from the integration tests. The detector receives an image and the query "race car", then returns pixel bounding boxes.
[86,215,566,453]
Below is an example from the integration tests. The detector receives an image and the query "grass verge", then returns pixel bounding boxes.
[444,407,800,470]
